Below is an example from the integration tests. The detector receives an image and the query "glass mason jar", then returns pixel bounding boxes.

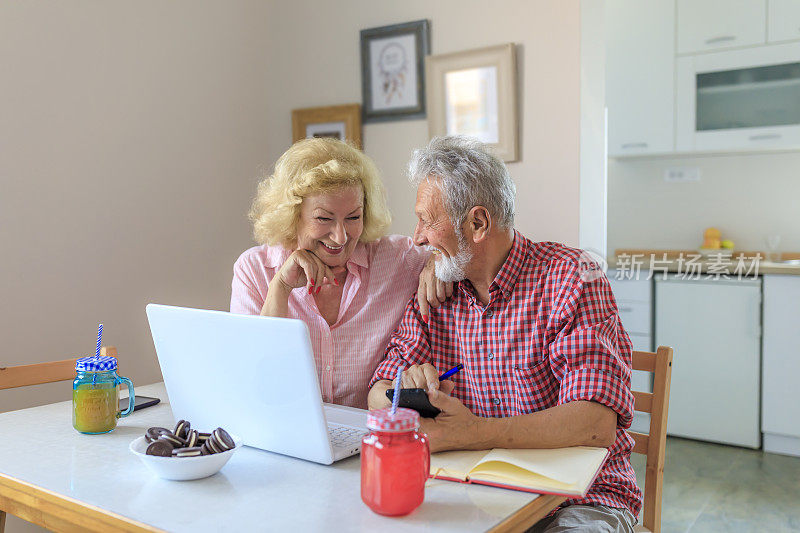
[72,355,134,434]
[361,407,430,516]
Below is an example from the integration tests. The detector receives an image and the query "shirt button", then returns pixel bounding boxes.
[488,352,494,360]
[325,365,332,372]
[486,310,494,318]
[492,398,501,406]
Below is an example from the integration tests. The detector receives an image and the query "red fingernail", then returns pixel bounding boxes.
[334,279,339,286]
[308,287,313,295]
[310,278,315,286]
[316,286,321,294]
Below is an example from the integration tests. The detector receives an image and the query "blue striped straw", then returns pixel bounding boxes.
[390,366,403,417]
[94,323,103,359]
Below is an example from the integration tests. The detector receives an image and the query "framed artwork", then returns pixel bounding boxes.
[360,19,430,123]
[291,104,362,148]
[426,43,518,162]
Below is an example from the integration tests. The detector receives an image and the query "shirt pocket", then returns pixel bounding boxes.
[512,358,558,415]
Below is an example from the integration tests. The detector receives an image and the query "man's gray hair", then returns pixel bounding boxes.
[408,136,516,229]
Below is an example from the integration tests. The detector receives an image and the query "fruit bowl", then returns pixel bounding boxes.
[129,434,242,481]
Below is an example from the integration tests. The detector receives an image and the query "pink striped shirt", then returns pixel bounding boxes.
[230,235,429,408]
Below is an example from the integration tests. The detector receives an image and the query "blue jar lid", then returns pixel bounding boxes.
[75,356,118,372]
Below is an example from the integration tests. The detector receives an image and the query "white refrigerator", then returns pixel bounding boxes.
[654,274,761,448]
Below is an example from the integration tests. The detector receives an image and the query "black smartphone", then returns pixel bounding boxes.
[118,395,161,412]
[385,388,441,418]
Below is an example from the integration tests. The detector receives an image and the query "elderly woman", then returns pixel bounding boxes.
[231,138,448,409]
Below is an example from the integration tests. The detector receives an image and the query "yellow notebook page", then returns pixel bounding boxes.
[468,447,607,489]
[467,462,577,493]
[430,450,489,480]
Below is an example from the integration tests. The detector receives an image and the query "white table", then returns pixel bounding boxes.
[0,383,564,532]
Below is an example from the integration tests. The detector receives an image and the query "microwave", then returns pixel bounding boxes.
[677,41,800,152]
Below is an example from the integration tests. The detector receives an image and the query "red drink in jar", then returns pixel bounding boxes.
[361,407,430,516]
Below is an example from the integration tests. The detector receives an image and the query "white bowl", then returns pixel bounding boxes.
[129,434,242,481]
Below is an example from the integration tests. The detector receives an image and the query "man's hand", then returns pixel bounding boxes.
[419,384,486,453]
[401,363,441,390]
[416,255,454,322]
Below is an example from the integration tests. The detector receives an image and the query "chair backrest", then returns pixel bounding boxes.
[629,346,673,533]
[0,346,118,390]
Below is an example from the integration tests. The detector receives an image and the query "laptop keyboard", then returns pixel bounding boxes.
[327,423,367,449]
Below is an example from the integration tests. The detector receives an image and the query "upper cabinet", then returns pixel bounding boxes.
[677,0,767,54]
[608,0,800,156]
[769,0,800,42]
[606,0,675,156]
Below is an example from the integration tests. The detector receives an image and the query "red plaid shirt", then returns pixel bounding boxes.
[371,231,642,516]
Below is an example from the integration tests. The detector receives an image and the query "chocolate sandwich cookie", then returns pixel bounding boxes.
[146,439,174,457]
[200,441,215,455]
[185,429,199,448]
[172,446,203,458]
[205,435,222,454]
[145,427,171,444]
[158,432,187,447]
[212,428,235,451]
[196,432,211,444]
[173,419,191,439]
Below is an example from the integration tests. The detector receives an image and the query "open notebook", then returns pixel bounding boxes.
[429,446,609,497]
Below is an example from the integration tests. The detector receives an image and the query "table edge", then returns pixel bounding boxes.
[0,472,161,532]
[488,494,566,532]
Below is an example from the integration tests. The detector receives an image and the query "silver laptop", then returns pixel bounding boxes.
[145,304,368,465]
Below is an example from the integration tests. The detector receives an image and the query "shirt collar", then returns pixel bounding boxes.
[490,230,527,299]
[457,230,526,302]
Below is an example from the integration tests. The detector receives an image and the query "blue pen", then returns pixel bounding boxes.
[438,364,463,381]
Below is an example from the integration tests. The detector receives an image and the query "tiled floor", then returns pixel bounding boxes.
[631,437,800,532]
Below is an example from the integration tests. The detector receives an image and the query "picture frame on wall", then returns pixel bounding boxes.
[426,43,518,162]
[291,104,362,148]
[360,19,430,123]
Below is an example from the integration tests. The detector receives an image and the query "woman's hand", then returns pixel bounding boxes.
[276,249,338,295]
[261,250,337,317]
[416,255,453,322]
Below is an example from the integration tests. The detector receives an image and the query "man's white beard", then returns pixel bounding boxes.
[429,233,473,282]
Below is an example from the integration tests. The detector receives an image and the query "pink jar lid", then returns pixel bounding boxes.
[367,407,420,432]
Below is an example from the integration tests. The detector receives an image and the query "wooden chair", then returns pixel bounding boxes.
[0,346,117,533]
[0,347,117,391]
[629,346,673,533]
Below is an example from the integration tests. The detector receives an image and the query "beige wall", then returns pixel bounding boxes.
[0,0,270,414]
[263,0,584,243]
[608,152,800,256]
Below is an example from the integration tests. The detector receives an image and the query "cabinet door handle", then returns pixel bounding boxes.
[621,142,648,149]
[749,133,782,141]
[705,35,736,45]
[619,306,634,313]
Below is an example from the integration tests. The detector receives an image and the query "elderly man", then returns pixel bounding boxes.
[368,136,640,532]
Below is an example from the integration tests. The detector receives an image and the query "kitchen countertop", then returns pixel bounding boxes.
[607,249,800,276]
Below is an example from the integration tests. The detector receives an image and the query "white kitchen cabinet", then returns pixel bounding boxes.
[607,270,653,433]
[677,0,767,54]
[655,275,761,448]
[768,0,800,42]
[676,42,800,152]
[762,274,800,456]
[606,0,675,156]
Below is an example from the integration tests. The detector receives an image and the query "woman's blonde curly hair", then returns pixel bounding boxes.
[249,137,392,248]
